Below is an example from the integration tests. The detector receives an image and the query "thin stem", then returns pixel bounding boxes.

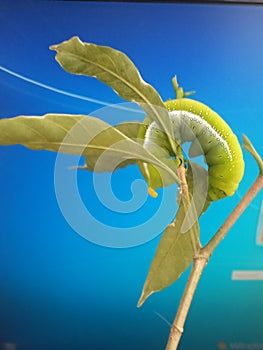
[165,174,263,350]
[202,174,263,256]
[177,165,188,196]
[172,76,195,99]
[165,165,203,350]
[177,165,200,253]
[165,256,207,350]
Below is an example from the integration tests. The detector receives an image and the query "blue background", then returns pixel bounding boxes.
[0,1,263,350]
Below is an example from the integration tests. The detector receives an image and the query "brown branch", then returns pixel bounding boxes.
[165,174,263,350]
[202,175,263,256]
[165,256,207,350]
[165,165,203,350]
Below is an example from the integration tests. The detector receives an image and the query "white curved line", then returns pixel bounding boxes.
[154,311,172,327]
[0,65,141,113]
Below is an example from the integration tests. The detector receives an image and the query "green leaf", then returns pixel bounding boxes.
[115,121,143,140]
[50,36,176,153]
[83,121,143,171]
[243,134,263,175]
[0,114,85,152]
[0,114,179,184]
[137,197,201,307]
[185,162,211,217]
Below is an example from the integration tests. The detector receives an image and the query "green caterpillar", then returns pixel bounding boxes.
[139,96,244,202]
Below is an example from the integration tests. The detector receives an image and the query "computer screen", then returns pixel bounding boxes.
[0,1,263,350]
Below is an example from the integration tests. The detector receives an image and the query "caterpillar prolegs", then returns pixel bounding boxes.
[139,97,244,202]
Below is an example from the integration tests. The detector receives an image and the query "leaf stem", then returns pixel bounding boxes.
[172,76,195,99]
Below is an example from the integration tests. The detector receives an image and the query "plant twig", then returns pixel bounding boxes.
[165,173,263,350]
[202,174,263,256]
[177,165,200,253]
[165,165,203,350]
[165,255,207,350]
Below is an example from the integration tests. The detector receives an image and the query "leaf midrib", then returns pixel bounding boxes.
[59,49,171,137]
[7,136,177,181]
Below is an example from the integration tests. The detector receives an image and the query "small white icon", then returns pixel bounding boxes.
[232,270,263,280]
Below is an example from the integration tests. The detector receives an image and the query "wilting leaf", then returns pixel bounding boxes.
[50,36,176,153]
[243,134,263,175]
[137,195,200,307]
[0,114,179,184]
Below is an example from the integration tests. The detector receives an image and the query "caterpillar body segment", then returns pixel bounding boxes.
[139,98,244,202]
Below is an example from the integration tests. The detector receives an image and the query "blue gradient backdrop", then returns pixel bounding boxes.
[0,1,263,350]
